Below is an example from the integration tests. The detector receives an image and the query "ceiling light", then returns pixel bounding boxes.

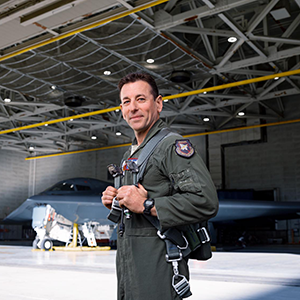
[104,70,111,76]
[238,111,245,116]
[274,77,279,80]
[115,109,120,112]
[146,58,155,64]
[50,85,56,90]
[203,117,210,122]
[203,91,207,94]
[116,131,122,136]
[29,146,34,151]
[44,123,48,126]
[91,135,97,140]
[228,36,237,43]
[163,99,169,102]
[4,98,11,103]
[270,8,290,21]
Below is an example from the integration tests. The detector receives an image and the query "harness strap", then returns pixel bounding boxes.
[145,214,192,298]
[136,128,180,182]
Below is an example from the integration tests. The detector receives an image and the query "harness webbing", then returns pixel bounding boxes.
[133,128,192,298]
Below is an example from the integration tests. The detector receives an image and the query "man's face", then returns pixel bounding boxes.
[120,80,163,138]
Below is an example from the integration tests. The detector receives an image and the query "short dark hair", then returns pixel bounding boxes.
[118,72,159,99]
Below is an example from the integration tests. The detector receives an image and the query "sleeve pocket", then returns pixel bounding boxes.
[170,168,202,193]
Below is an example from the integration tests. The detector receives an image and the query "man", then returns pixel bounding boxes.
[102,73,218,299]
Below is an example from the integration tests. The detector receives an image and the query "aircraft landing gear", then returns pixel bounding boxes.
[41,237,53,251]
[32,238,40,249]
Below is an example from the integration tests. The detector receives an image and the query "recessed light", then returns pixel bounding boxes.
[270,8,290,21]
[146,58,155,64]
[228,37,237,43]
[104,70,111,76]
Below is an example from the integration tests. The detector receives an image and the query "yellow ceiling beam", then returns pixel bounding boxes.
[25,117,300,160]
[1,69,300,136]
[163,69,300,100]
[0,106,119,135]
[0,0,169,63]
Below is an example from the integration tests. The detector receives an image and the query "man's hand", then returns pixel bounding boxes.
[102,186,118,210]
[117,183,148,214]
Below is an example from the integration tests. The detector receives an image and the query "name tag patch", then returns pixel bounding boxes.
[175,140,194,158]
[122,158,138,171]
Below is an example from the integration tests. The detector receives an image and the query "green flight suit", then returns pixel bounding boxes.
[116,119,219,300]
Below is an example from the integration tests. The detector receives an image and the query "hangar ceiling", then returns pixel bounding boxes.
[0,0,300,155]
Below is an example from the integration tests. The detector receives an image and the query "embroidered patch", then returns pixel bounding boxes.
[122,158,138,171]
[175,140,195,158]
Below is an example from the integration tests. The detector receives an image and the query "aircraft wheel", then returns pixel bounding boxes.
[32,238,40,249]
[41,238,53,251]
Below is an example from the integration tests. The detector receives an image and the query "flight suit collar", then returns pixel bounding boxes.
[130,119,165,156]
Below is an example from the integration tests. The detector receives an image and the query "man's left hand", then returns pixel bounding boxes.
[117,183,148,214]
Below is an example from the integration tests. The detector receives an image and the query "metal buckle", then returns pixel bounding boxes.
[172,274,190,298]
[197,227,210,243]
[157,230,166,239]
[177,234,189,250]
[165,252,182,263]
[111,197,122,212]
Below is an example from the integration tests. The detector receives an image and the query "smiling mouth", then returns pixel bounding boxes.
[130,115,143,120]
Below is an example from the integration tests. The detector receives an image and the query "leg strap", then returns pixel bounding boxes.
[164,239,192,298]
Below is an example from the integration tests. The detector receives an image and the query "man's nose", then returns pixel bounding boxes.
[129,100,138,111]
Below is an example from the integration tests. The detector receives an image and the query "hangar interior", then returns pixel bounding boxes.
[1,0,300,247]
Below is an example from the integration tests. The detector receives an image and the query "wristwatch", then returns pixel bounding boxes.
[143,198,155,215]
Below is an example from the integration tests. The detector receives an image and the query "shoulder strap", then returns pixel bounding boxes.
[137,128,179,182]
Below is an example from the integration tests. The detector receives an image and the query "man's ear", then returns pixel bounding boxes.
[156,95,163,113]
[120,104,124,118]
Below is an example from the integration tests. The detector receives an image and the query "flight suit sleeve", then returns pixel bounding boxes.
[154,139,219,231]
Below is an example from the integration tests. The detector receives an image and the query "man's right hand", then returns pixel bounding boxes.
[102,186,118,210]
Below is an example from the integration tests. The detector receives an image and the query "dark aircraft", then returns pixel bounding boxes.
[5,178,112,225]
[4,178,114,250]
[211,199,300,223]
[4,178,300,249]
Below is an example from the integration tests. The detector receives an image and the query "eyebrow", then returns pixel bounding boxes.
[121,94,146,101]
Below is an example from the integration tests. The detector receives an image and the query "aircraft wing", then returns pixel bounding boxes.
[212,200,300,222]
[4,194,113,225]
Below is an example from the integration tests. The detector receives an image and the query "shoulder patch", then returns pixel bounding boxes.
[175,139,195,158]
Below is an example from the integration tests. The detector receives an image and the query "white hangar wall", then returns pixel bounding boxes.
[224,123,300,202]
[0,150,29,220]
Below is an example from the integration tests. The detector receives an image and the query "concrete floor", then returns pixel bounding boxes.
[0,245,300,300]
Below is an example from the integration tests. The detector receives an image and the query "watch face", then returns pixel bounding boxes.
[145,200,153,206]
